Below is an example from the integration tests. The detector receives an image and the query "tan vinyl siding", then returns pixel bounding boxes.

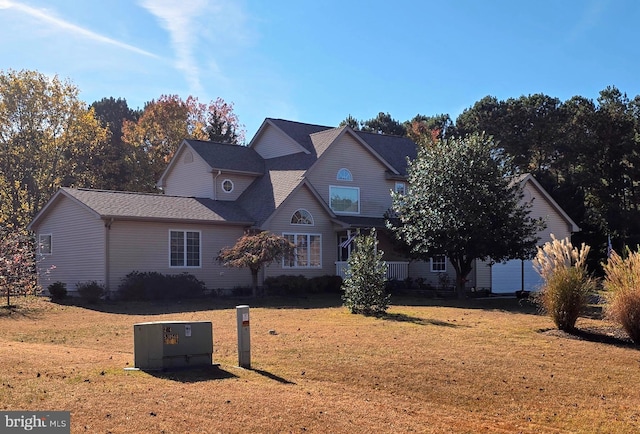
[262,186,337,280]
[35,196,106,293]
[215,174,256,201]
[107,220,252,292]
[306,133,395,216]
[408,260,460,288]
[163,148,215,198]
[474,260,492,290]
[253,124,306,159]
[524,181,572,243]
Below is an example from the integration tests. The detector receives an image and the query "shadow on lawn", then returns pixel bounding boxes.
[249,368,296,385]
[51,293,544,316]
[380,312,465,327]
[144,365,238,383]
[540,326,637,349]
[392,295,540,315]
[0,301,46,320]
[65,294,344,315]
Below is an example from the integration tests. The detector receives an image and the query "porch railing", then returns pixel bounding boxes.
[335,261,409,281]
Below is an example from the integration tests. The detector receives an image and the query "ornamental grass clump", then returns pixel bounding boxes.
[602,249,640,344]
[532,235,595,331]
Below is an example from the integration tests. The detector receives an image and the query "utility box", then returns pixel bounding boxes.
[133,321,213,370]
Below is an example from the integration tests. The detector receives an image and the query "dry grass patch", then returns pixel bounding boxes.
[1,295,639,433]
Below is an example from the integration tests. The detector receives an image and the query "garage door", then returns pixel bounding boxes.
[491,259,543,294]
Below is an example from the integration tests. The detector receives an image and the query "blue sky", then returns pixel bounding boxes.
[1,0,638,138]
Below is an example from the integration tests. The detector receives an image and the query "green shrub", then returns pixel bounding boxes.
[263,275,307,296]
[76,281,105,304]
[117,271,206,301]
[342,229,390,315]
[532,235,594,331]
[231,286,252,297]
[603,249,640,344]
[47,281,67,300]
[308,275,343,294]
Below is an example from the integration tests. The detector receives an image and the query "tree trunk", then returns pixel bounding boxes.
[250,269,259,297]
[450,256,473,299]
[455,275,467,300]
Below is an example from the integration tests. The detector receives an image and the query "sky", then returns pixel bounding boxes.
[1,0,639,139]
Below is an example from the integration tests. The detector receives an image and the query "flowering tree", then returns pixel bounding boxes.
[216,231,295,296]
[0,228,38,307]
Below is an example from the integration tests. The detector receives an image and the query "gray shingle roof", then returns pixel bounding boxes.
[237,120,419,225]
[266,119,333,154]
[185,140,264,174]
[236,155,312,225]
[268,119,418,175]
[354,131,417,176]
[61,188,254,224]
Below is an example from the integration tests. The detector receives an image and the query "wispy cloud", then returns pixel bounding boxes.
[566,0,607,44]
[1,0,159,58]
[139,0,250,95]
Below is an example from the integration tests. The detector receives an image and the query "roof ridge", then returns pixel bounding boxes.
[354,129,412,140]
[267,118,334,129]
[185,139,248,148]
[66,187,186,198]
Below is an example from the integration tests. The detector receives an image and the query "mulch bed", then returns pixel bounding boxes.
[541,324,636,347]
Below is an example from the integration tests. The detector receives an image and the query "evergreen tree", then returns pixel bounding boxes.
[342,229,390,315]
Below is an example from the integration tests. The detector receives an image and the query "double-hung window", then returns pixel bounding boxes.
[430,255,447,272]
[39,234,52,255]
[283,233,321,268]
[170,230,201,267]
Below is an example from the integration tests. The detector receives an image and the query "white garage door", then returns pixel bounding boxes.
[491,260,543,294]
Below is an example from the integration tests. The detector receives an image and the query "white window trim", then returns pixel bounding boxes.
[39,234,52,255]
[169,229,202,268]
[394,181,406,194]
[430,255,447,273]
[282,233,322,268]
[291,209,314,226]
[329,185,360,214]
[221,179,234,193]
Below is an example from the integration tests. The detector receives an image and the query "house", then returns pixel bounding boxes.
[28,118,579,296]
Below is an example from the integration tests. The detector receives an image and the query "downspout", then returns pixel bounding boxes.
[104,218,114,293]
[213,170,222,200]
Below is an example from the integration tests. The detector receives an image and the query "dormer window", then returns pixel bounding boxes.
[336,168,353,181]
[291,209,314,225]
[221,179,234,193]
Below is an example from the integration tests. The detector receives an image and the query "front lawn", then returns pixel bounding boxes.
[0,295,637,433]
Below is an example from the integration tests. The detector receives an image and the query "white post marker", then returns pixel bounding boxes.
[236,305,251,368]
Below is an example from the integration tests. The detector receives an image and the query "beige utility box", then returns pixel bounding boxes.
[133,321,213,370]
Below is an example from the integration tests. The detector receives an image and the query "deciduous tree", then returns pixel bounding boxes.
[0,227,38,306]
[388,133,543,298]
[0,69,108,230]
[122,95,244,191]
[216,231,295,296]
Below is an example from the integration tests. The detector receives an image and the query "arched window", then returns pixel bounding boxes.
[183,151,194,164]
[291,209,314,225]
[336,168,353,181]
